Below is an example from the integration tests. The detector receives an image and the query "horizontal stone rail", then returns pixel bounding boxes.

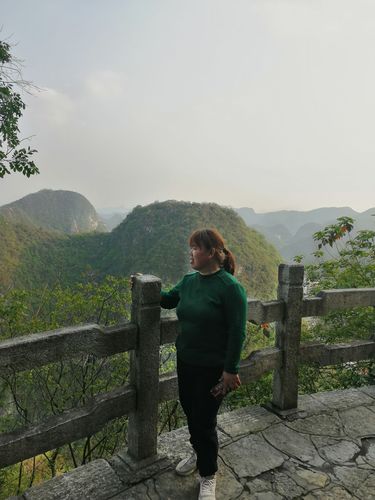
[316,288,375,312]
[299,338,375,365]
[160,316,181,344]
[302,289,375,317]
[0,385,136,468]
[247,299,284,323]
[240,347,282,382]
[0,323,137,376]
[2,289,374,377]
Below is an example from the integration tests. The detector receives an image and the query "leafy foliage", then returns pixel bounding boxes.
[294,216,375,389]
[297,215,374,335]
[0,40,38,179]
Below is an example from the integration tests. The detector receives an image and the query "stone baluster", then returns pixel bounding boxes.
[127,274,161,459]
[269,264,304,415]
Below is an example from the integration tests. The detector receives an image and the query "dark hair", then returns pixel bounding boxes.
[188,228,236,275]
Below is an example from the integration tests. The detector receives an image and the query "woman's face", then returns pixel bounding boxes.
[189,243,214,270]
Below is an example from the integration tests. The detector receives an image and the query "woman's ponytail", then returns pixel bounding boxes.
[222,246,236,275]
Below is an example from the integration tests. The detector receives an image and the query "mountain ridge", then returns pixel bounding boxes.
[235,205,374,262]
[0,189,107,234]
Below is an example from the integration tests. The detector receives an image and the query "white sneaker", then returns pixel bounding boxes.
[198,473,216,499]
[175,451,197,476]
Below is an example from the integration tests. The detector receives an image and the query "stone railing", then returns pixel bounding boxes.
[0,264,374,470]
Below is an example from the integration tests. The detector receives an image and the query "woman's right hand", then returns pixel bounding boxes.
[222,371,241,393]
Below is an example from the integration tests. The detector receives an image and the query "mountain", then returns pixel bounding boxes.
[236,206,357,233]
[235,206,375,263]
[100,200,283,298]
[0,189,107,234]
[1,200,283,299]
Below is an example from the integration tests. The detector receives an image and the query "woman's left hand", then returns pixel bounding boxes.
[222,371,241,394]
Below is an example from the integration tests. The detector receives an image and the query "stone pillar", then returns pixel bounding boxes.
[127,274,161,459]
[269,264,304,415]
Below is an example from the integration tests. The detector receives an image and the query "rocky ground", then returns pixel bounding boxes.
[16,385,375,500]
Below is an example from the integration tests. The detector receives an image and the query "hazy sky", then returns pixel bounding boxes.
[1,0,374,212]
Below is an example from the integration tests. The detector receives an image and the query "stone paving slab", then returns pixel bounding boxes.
[285,411,346,437]
[310,436,361,465]
[338,404,375,438]
[109,481,149,500]
[156,421,232,463]
[294,393,328,417]
[13,385,375,500]
[216,404,280,438]
[359,385,375,400]
[262,422,325,467]
[309,386,375,410]
[22,459,124,500]
[220,433,287,478]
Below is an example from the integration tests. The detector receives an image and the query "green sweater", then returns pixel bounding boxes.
[160,268,248,374]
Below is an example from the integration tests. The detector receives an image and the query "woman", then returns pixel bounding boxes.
[160,228,248,500]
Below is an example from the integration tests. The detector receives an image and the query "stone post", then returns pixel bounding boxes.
[269,264,304,415]
[127,274,161,459]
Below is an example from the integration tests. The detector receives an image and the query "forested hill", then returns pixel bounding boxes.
[0,200,283,299]
[102,200,283,297]
[0,189,106,234]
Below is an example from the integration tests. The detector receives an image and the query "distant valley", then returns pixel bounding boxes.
[236,206,375,263]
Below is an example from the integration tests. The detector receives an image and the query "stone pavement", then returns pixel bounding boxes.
[16,385,375,499]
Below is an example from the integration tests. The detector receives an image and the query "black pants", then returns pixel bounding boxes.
[176,354,224,477]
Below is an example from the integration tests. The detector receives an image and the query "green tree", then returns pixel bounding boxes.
[308,215,375,365]
[0,39,39,179]
[294,216,375,391]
